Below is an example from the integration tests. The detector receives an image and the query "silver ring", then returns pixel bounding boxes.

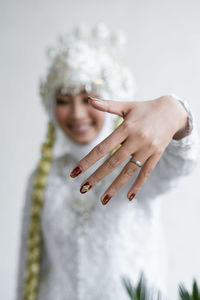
[130,157,143,168]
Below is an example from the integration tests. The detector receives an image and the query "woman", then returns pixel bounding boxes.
[16,23,200,300]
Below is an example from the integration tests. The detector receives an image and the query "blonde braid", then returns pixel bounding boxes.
[23,121,55,300]
[109,116,124,156]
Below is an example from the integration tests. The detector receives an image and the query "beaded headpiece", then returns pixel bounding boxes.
[39,22,136,121]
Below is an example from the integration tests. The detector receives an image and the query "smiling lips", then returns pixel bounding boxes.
[68,123,93,134]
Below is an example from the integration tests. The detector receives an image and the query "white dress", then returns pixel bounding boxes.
[16,96,200,300]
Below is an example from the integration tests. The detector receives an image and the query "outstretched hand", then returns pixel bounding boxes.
[70,95,188,205]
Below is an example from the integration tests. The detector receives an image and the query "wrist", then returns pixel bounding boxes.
[170,96,190,140]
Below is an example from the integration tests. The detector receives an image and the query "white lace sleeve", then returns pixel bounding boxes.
[15,170,36,300]
[136,94,200,203]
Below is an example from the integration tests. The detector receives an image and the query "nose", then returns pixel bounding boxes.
[71,100,87,119]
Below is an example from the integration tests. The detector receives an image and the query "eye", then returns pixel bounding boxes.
[56,98,70,105]
[83,97,89,104]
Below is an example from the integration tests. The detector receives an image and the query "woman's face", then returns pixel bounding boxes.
[55,89,105,144]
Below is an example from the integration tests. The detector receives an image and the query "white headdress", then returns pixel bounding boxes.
[39,23,136,160]
[40,22,136,122]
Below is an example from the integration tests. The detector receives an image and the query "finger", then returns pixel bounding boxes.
[88,96,133,116]
[127,152,163,201]
[70,121,130,178]
[100,151,148,205]
[79,140,136,193]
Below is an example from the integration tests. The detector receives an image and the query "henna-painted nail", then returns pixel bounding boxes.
[128,193,136,201]
[80,182,92,194]
[88,96,105,108]
[70,166,82,178]
[88,96,102,103]
[101,194,112,205]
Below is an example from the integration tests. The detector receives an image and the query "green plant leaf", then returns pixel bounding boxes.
[192,280,200,300]
[121,273,162,300]
[179,283,190,300]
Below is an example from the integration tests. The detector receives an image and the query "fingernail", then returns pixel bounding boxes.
[80,182,92,194]
[70,166,82,178]
[128,193,136,201]
[88,96,103,103]
[101,194,112,205]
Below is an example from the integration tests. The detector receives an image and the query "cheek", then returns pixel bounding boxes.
[55,107,69,124]
[89,108,105,127]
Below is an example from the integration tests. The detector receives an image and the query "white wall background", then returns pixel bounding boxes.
[1,0,200,299]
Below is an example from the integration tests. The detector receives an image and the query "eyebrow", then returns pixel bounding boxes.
[56,90,88,98]
[56,93,71,98]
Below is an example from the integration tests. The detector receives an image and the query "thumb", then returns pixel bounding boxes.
[88,96,133,117]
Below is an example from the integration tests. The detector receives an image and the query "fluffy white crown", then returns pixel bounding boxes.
[39,23,136,119]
